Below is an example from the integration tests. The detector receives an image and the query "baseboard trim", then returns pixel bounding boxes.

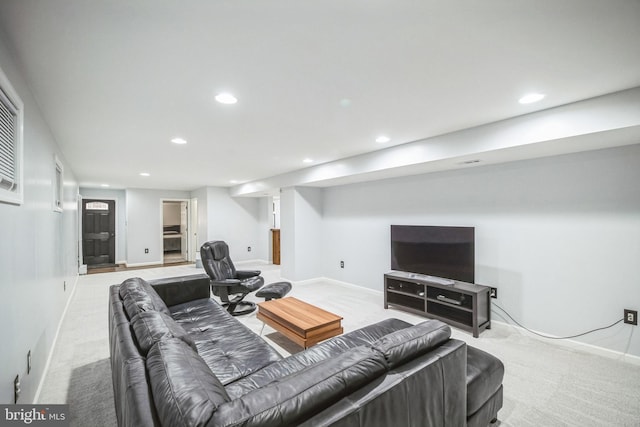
[33,273,80,403]
[124,261,163,268]
[313,277,383,296]
[490,318,640,366]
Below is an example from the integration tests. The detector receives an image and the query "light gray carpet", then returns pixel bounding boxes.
[37,263,640,426]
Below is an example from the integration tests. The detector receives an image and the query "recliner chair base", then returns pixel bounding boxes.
[222,300,257,316]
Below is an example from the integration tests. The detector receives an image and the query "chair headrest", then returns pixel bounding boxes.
[212,242,228,260]
[203,241,228,261]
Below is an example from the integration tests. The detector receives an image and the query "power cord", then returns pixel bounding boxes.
[491,303,624,340]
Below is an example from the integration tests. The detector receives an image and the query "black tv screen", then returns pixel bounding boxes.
[391,225,475,283]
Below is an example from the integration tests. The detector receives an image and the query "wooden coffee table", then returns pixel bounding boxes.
[257,297,343,349]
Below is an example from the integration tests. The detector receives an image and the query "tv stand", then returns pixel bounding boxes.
[411,274,455,286]
[384,271,491,337]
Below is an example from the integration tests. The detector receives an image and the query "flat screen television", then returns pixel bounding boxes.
[390,225,475,283]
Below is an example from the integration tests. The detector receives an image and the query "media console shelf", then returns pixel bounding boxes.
[384,270,491,337]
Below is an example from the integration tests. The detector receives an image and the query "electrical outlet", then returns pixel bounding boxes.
[27,350,31,374]
[340,261,344,268]
[247,246,252,252]
[144,248,149,254]
[489,287,498,299]
[14,374,20,403]
[624,309,638,325]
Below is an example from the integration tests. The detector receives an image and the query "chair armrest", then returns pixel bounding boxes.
[210,279,244,302]
[236,270,261,280]
[149,274,211,307]
[210,279,242,287]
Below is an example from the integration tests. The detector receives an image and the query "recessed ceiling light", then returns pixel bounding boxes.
[303,158,313,164]
[139,172,150,177]
[171,137,187,144]
[101,183,110,187]
[215,93,238,104]
[376,135,390,143]
[229,180,238,184]
[518,93,545,104]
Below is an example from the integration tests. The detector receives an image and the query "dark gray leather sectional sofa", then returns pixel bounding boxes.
[109,274,502,427]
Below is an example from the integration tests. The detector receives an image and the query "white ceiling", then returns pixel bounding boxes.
[0,0,639,192]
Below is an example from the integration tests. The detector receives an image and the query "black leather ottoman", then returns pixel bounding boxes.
[256,281,292,301]
[466,346,504,427]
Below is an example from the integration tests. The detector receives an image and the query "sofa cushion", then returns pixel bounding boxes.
[121,291,155,319]
[169,298,282,385]
[131,310,197,356]
[210,346,388,427]
[146,338,230,427]
[371,320,451,368]
[108,294,160,427]
[119,277,171,318]
[225,318,412,399]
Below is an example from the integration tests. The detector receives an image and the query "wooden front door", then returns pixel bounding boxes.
[82,199,116,267]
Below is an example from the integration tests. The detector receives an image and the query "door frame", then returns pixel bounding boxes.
[190,197,198,263]
[81,197,117,267]
[160,198,195,263]
[79,195,119,271]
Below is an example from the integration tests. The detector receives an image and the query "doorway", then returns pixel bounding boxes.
[82,199,116,268]
[162,200,189,264]
[190,197,199,263]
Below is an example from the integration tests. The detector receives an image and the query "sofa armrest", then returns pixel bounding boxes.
[149,274,211,307]
[210,346,387,427]
[372,320,451,368]
[298,339,467,427]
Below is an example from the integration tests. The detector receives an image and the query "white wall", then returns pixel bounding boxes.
[257,197,271,262]
[80,187,264,267]
[280,187,324,280]
[0,33,79,403]
[204,187,264,262]
[273,197,281,229]
[79,188,126,263]
[280,188,296,279]
[319,144,640,356]
[191,187,208,252]
[125,188,190,265]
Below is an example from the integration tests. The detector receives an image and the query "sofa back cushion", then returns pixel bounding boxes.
[210,346,388,427]
[131,311,197,356]
[109,286,160,427]
[119,277,171,318]
[371,320,451,368]
[147,338,230,427]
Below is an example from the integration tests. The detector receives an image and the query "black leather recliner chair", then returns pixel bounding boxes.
[200,240,264,315]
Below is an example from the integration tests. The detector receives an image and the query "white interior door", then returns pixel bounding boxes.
[180,201,188,260]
